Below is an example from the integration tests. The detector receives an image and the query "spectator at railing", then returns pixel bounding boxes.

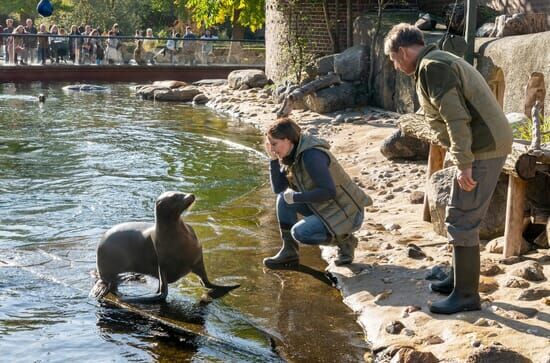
[105,30,121,64]
[24,18,38,64]
[142,28,157,65]
[200,28,217,64]
[90,29,104,65]
[37,24,49,65]
[81,25,93,64]
[57,28,69,62]
[12,25,26,65]
[182,26,197,65]
[4,19,15,64]
[68,25,80,64]
[49,24,63,63]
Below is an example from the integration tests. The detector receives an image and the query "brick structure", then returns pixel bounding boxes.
[266,0,372,82]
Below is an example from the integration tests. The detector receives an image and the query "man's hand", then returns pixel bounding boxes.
[457,167,477,191]
[264,137,278,160]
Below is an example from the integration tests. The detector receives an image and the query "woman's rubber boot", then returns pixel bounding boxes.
[429,267,454,295]
[263,230,299,268]
[334,234,358,266]
[429,245,481,314]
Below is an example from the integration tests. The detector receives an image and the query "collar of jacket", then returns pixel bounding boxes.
[414,44,438,81]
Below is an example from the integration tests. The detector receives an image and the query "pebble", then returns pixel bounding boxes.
[385,320,405,334]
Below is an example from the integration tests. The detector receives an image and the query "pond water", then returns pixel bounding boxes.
[0,83,367,362]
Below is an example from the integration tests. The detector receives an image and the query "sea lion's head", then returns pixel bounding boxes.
[155,191,195,221]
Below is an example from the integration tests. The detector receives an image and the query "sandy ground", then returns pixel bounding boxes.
[193,82,550,363]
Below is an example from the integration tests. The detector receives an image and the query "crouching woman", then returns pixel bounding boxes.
[264,118,372,267]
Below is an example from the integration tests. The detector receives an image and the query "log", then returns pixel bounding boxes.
[423,144,446,222]
[503,175,528,257]
[276,73,341,117]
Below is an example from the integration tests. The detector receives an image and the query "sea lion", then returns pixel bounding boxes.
[90,191,239,303]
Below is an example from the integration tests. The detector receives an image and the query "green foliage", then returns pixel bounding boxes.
[276,0,316,84]
[512,117,550,144]
[186,0,265,31]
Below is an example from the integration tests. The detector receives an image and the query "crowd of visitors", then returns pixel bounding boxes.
[0,18,219,66]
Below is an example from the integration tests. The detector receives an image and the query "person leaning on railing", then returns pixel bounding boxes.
[37,24,49,65]
[24,18,38,65]
[68,25,80,64]
[12,25,26,65]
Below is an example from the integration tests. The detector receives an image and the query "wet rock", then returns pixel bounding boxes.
[227,69,268,89]
[192,93,209,105]
[425,264,451,281]
[479,276,498,293]
[385,320,405,334]
[409,191,424,204]
[380,129,429,161]
[510,261,545,281]
[148,86,201,102]
[465,345,532,363]
[518,288,550,301]
[480,260,503,276]
[504,277,530,288]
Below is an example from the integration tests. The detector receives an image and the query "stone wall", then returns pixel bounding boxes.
[354,12,550,116]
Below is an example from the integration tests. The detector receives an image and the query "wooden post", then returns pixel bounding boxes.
[503,175,527,257]
[423,144,446,222]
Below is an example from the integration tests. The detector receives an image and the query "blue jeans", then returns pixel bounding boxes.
[276,193,364,245]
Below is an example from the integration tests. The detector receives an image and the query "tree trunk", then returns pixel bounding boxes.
[346,0,352,48]
[228,8,244,64]
[322,0,337,53]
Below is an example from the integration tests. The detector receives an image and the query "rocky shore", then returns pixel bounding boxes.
[137,77,550,363]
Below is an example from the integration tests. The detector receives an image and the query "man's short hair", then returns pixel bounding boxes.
[384,23,425,55]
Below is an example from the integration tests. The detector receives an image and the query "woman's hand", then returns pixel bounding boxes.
[264,137,278,160]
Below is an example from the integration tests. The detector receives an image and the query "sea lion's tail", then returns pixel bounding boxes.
[89,279,111,299]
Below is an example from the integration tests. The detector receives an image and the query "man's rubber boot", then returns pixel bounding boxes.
[429,266,454,295]
[263,230,299,268]
[334,234,358,266]
[429,245,481,314]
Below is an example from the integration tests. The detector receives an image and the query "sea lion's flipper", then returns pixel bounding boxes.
[119,266,168,304]
[89,279,112,299]
[192,255,240,294]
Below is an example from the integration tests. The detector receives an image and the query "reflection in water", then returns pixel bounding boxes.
[0,83,367,362]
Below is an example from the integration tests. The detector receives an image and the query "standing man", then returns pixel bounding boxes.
[3,19,14,64]
[384,24,512,314]
[24,19,38,64]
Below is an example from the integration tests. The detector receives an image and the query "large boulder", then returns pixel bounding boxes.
[465,345,532,363]
[137,85,200,102]
[228,69,268,89]
[380,129,430,160]
[316,54,336,75]
[303,82,355,114]
[333,45,368,82]
[426,167,508,239]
